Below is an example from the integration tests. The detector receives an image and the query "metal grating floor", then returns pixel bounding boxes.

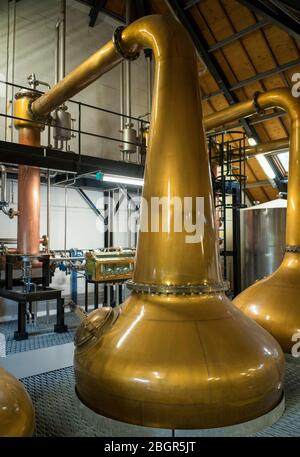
[2,306,299,436]
[21,362,300,437]
[0,313,78,355]
[22,367,100,437]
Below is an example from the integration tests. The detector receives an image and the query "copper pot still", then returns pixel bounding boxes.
[29,15,284,430]
[0,368,35,437]
[204,88,300,354]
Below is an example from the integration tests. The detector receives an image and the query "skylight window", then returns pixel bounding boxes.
[256,154,276,180]
[277,152,289,173]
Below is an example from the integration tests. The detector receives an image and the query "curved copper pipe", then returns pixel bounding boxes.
[32,16,220,285]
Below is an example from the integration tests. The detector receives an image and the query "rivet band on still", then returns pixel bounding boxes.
[126,280,230,295]
[285,245,300,253]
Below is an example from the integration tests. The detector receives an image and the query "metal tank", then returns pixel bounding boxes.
[241,198,287,290]
[53,106,72,142]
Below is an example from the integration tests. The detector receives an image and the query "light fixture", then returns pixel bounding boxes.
[256,154,276,180]
[102,174,144,187]
[248,137,257,146]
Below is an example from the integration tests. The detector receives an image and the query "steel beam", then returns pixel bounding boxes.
[202,58,300,101]
[208,18,269,52]
[238,0,300,40]
[184,0,202,9]
[75,0,125,24]
[77,188,104,219]
[134,0,150,18]
[249,109,286,125]
[231,58,300,90]
[0,140,144,177]
[89,0,107,27]
[280,0,300,9]
[166,0,260,141]
[206,109,287,134]
[246,179,271,188]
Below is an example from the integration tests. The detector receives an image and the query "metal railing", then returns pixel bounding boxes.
[0,80,150,161]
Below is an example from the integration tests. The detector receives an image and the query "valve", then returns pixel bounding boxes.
[40,235,49,248]
[67,300,121,349]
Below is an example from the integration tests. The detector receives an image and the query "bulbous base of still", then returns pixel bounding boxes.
[234,253,300,354]
[74,291,284,429]
[0,368,35,437]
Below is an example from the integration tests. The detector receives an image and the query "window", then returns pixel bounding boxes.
[256,154,276,179]
[277,152,289,173]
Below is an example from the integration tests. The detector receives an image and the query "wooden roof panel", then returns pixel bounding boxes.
[263,25,300,65]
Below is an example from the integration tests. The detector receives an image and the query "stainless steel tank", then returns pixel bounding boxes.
[121,126,137,158]
[241,198,287,290]
[53,106,72,141]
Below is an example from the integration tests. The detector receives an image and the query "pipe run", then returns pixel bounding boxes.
[55,0,66,85]
[203,88,299,248]
[0,165,7,203]
[0,165,18,219]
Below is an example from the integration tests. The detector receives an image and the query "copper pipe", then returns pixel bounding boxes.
[17,128,41,255]
[29,15,282,430]
[204,99,255,132]
[205,88,300,352]
[31,42,121,117]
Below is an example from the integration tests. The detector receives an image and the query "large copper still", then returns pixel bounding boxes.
[23,15,284,430]
[204,89,300,354]
[0,368,35,436]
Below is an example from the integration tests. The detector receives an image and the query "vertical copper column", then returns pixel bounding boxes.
[17,128,41,255]
[14,91,43,256]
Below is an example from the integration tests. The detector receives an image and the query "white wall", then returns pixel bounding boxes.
[0,0,147,319]
[0,0,148,159]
